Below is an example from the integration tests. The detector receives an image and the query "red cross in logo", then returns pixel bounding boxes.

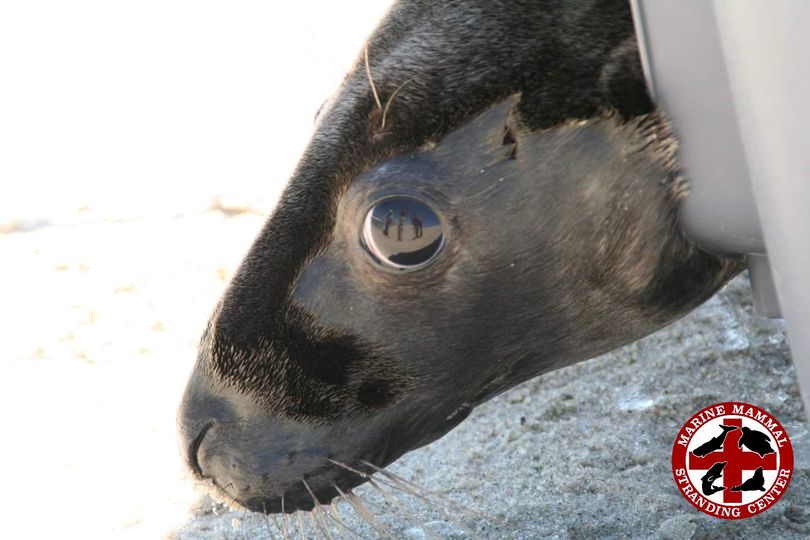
[688,417,777,503]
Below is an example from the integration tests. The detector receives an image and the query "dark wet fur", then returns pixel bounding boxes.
[207,0,657,373]
[208,304,408,422]
[178,0,742,514]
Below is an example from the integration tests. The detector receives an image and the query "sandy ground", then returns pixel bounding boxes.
[1,205,807,540]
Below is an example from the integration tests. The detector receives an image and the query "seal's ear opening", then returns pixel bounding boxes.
[432,94,524,167]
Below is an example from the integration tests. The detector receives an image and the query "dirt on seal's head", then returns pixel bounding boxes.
[177,0,741,514]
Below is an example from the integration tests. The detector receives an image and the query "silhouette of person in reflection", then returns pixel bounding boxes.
[382,210,393,237]
[397,210,406,241]
[411,212,423,238]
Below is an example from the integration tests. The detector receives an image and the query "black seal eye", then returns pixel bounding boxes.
[362,197,445,271]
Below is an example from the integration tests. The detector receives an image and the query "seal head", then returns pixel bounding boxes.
[178,0,741,513]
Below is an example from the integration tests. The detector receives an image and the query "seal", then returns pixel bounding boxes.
[177,0,742,515]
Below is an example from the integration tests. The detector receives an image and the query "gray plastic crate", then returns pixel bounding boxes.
[631,0,810,415]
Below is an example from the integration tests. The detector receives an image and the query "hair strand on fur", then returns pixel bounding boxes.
[363,44,382,111]
[380,77,413,132]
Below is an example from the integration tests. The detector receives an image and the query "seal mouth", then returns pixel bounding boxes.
[225,455,388,514]
[186,421,214,479]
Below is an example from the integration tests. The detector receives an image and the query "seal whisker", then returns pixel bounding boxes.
[328,458,372,479]
[367,478,442,540]
[351,493,405,540]
[330,458,440,512]
[361,460,494,523]
[367,471,481,539]
[342,489,395,539]
[361,466,488,535]
[329,458,448,521]
[317,511,335,540]
[308,511,326,540]
[335,487,379,537]
[302,479,335,540]
[325,500,363,539]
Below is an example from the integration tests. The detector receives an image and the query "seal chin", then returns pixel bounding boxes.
[178,366,474,513]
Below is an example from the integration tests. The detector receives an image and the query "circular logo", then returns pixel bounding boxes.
[672,402,793,519]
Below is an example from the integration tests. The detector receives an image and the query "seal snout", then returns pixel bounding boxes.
[178,369,384,512]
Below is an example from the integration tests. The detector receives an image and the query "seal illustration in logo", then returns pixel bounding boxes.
[731,467,766,492]
[692,425,737,457]
[672,401,793,519]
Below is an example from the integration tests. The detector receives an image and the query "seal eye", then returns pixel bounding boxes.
[362,197,444,270]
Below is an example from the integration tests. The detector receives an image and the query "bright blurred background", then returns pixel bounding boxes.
[1,0,395,224]
[0,2,393,538]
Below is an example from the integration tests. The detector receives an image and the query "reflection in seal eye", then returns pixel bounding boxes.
[361,196,444,271]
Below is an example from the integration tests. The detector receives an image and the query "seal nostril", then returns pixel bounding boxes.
[187,421,214,478]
